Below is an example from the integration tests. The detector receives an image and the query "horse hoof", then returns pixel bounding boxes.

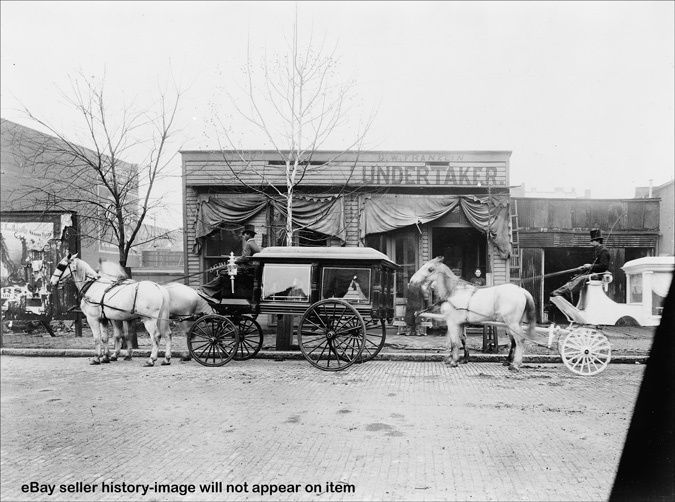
[89,358,100,365]
[502,361,511,367]
[124,356,132,361]
[101,357,110,364]
[461,359,469,364]
[143,361,155,367]
[109,356,117,362]
[161,359,171,366]
[449,361,459,368]
[508,364,520,372]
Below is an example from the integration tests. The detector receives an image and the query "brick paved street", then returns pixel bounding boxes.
[1,356,644,501]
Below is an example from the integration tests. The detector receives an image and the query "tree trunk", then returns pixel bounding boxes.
[286,188,294,246]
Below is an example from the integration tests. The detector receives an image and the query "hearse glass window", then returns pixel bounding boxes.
[203,227,242,282]
[322,268,371,304]
[262,264,311,302]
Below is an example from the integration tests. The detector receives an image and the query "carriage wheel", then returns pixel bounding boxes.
[560,327,611,376]
[344,318,386,363]
[187,314,239,367]
[298,299,366,371]
[234,315,263,361]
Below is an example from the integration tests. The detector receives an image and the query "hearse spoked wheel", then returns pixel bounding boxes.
[344,317,386,364]
[187,314,239,367]
[234,315,263,361]
[560,327,611,376]
[298,299,366,371]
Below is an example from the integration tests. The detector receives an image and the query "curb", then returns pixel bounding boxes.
[0,347,650,365]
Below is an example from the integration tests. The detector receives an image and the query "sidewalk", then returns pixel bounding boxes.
[0,321,655,363]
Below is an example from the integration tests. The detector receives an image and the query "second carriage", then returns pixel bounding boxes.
[186,246,400,371]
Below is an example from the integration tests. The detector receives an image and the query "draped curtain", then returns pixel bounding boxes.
[360,194,512,259]
[193,195,345,254]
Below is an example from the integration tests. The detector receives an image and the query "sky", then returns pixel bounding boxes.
[1,1,673,229]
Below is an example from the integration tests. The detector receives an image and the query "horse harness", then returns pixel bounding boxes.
[83,279,140,321]
[415,286,480,323]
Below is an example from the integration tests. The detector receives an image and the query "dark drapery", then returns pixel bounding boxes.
[192,195,345,253]
[360,194,512,259]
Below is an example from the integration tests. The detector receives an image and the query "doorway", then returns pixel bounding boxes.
[432,227,486,282]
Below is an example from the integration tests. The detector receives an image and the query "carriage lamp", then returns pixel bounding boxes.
[226,252,238,294]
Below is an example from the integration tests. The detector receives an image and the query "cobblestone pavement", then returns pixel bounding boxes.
[1,356,644,501]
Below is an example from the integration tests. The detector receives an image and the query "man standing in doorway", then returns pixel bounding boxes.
[552,228,611,301]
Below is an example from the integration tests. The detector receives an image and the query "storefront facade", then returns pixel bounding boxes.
[181,150,514,304]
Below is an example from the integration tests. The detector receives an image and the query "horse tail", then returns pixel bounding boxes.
[523,290,537,340]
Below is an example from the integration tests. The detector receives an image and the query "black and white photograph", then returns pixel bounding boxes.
[1,1,673,501]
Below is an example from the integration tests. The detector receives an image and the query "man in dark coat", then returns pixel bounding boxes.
[552,228,611,300]
[239,224,261,261]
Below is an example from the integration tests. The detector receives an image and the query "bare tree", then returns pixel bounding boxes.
[9,74,182,269]
[211,8,373,246]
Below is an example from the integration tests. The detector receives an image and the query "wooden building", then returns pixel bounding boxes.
[514,197,660,322]
[181,150,514,309]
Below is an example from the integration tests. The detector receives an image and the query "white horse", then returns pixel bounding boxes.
[106,281,216,362]
[50,254,172,367]
[409,257,537,371]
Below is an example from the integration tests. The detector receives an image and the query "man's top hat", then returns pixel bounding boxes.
[590,228,603,242]
[242,224,257,237]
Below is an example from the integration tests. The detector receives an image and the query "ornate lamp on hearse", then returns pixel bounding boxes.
[226,252,238,294]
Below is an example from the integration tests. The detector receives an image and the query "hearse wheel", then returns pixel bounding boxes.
[298,299,366,371]
[187,314,239,367]
[344,317,386,364]
[234,315,263,361]
[560,327,611,376]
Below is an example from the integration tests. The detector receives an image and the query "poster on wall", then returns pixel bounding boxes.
[0,221,55,286]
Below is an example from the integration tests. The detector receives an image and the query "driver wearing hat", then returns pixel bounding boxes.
[552,228,611,300]
[238,224,261,261]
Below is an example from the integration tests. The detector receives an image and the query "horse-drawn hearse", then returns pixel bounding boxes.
[49,247,399,370]
[187,246,400,371]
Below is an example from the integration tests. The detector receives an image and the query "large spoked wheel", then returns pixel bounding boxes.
[187,314,239,367]
[298,299,366,371]
[560,327,611,376]
[234,315,263,361]
[349,318,386,363]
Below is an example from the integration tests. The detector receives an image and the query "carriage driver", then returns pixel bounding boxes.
[551,228,611,301]
[238,224,261,262]
[200,224,261,300]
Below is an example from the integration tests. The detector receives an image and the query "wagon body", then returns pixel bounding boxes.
[187,247,400,371]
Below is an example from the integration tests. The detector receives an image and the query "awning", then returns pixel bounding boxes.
[193,195,345,254]
[360,194,512,259]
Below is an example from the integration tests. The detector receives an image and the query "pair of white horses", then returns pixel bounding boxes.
[50,254,213,366]
[409,257,537,371]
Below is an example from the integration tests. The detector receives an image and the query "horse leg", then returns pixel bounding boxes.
[123,321,133,360]
[161,324,172,366]
[502,334,516,366]
[110,321,124,361]
[143,320,159,367]
[506,322,525,371]
[461,327,469,363]
[443,324,463,368]
[89,319,102,365]
[99,321,111,363]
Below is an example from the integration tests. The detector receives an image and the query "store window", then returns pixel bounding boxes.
[203,227,242,282]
